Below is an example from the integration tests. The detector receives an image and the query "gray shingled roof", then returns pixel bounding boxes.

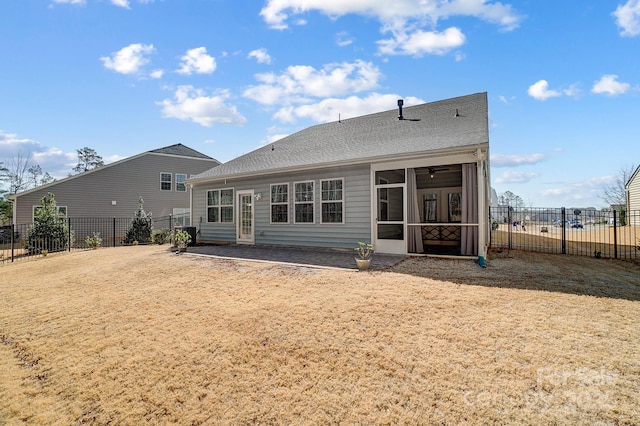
[150,143,217,161]
[193,92,487,181]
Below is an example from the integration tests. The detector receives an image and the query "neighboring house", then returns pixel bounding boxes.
[188,92,491,257]
[625,164,640,225]
[9,144,220,225]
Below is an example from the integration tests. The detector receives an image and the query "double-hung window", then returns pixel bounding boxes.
[321,178,344,223]
[207,189,234,223]
[160,172,172,191]
[270,183,289,223]
[294,181,314,223]
[176,173,187,192]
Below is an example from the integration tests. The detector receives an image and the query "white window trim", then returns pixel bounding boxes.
[172,207,190,226]
[206,188,235,223]
[320,177,345,224]
[160,172,172,191]
[293,180,315,224]
[33,205,67,222]
[270,182,290,224]
[175,173,187,192]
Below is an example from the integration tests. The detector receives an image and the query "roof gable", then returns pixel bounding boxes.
[149,143,216,160]
[194,92,488,181]
[626,164,640,189]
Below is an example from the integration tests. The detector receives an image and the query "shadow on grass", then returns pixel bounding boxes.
[389,249,640,302]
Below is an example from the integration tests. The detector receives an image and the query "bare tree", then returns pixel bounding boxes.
[73,147,104,174]
[4,153,32,194]
[0,162,10,224]
[28,165,54,187]
[1,153,54,195]
[601,164,637,208]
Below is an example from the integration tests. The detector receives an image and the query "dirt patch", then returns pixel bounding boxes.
[1,246,639,424]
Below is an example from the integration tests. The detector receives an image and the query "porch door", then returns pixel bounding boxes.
[374,177,406,254]
[237,190,254,244]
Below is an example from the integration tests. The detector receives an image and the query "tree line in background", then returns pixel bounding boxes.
[0,147,104,224]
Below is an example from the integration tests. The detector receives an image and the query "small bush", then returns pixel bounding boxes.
[151,229,170,245]
[85,232,102,249]
[173,230,192,248]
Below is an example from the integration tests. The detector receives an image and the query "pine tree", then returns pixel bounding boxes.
[124,197,153,244]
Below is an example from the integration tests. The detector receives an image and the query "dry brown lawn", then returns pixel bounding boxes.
[1,246,639,425]
[491,224,640,258]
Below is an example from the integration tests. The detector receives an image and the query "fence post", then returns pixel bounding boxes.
[613,209,618,260]
[113,218,116,248]
[10,223,15,262]
[68,217,72,252]
[561,207,566,254]
[508,206,512,250]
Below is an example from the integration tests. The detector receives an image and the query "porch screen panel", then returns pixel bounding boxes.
[407,168,424,253]
[377,186,403,240]
[461,163,478,256]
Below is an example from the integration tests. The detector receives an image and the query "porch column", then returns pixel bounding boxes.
[476,148,487,258]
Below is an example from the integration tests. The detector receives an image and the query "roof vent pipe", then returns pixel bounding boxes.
[397,99,404,120]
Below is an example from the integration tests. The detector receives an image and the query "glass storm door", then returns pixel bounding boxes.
[374,169,406,254]
[237,191,254,244]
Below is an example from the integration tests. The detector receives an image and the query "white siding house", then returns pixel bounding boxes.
[626,164,640,226]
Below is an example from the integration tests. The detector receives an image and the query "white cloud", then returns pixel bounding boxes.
[260,0,522,31]
[0,130,42,155]
[177,47,217,75]
[53,0,154,6]
[157,86,247,127]
[273,93,424,124]
[591,74,630,96]
[243,60,382,105]
[377,26,466,56]
[260,0,522,57]
[540,176,614,207]
[0,130,78,179]
[493,170,540,184]
[150,69,164,79]
[336,31,354,47]
[613,0,640,37]
[527,80,561,101]
[111,0,130,8]
[52,0,86,4]
[100,43,155,75]
[562,83,582,98]
[491,153,546,167]
[248,48,272,64]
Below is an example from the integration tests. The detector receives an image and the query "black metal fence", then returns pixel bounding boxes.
[0,214,186,264]
[490,207,640,260]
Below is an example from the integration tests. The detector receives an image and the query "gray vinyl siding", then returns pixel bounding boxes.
[193,164,371,249]
[629,173,640,211]
[13,153,218,224]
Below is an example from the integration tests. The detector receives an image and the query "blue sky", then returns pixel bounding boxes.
[1,0,638,208]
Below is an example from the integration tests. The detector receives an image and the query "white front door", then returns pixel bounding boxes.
[237,190,254,244]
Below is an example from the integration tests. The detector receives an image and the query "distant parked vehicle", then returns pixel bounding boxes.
[569,220,583,229]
